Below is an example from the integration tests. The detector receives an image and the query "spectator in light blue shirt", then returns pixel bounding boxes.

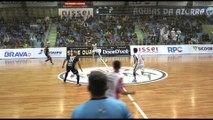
[71,71,132,119]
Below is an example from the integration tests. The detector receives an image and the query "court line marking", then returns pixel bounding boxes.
[100,57,148,119]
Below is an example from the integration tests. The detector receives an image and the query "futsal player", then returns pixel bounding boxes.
[92,42,102,58]
[44,45,54,65]
[92,42,107,62]
[132,48,151,82]
[106,60,135,99]
[62,51,83,86]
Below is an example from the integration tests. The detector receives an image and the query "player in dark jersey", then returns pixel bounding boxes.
[62,51,83,86]
[44,45,54,65]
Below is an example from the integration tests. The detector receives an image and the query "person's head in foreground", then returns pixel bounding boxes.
[71,71,132,119]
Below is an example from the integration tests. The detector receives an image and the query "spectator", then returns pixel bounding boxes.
[71,71,132,119]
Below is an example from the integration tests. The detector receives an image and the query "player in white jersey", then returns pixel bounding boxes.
[132,48,151,83]
[92,42,108,63]
[92,42,102,58]
[105,60,135,99]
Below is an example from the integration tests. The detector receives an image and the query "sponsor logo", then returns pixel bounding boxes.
[38,49,62,55]
[193,46,213,51]
[193,46,198,51]
[4,51,31,57]
[58,67,168,85]
[82,50,92,55]
[206,7,213,17]
[102,49,129,55]
[137,47,158,53]
[168,47,182,53]
[49,51,62,54]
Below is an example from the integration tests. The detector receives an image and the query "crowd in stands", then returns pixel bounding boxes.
[0,17,49,48]
[54,14,137,47]
[55,14,212,47]
[139,15,212,45]
[0,14,212,48]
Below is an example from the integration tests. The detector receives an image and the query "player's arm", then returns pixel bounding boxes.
[121,82,135,95]
[133,56,136,64]
[121,87,135,95]
[118,78,135,95]
[133,55,137,67]
[62,59,67,68]
[91,44,94,51]
[142,56,144,61]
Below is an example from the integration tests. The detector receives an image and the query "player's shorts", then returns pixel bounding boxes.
[92,49,101,54]
[134,64,144,72]
[66,66,78,74]
[45,53,50,57]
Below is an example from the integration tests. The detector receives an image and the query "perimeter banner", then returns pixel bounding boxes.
[66,46,130,57]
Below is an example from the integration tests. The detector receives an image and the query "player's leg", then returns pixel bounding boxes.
[140,65,144,75]
[70,72,74,78]
[92,50,95,58]
[71,68,81,86]
[49,55,54,65]
[96,49,102,59]
[148,73,151,80]
[140,65,151,80]
[132,66,138,82]
[64,66,71,83]
[45,54,49,62]
[97,49,108,63]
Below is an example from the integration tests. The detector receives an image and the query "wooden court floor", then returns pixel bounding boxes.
[0,54,212,118]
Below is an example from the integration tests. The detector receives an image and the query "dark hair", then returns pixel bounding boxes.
[113,60,121,70]
[133,48,138,53]
[88,71,108,96]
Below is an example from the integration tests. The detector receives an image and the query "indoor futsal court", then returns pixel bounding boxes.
[0,54,212,118]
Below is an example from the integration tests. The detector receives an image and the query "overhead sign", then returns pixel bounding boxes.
[64,1,86,6]
[128,1,157,6]
[158,1,188,6]
[193,1,213,6]
[58,8,93,17]
[93,1,124,6]
[0,1,22,8]
[26,1,58,7]
[132,7,213,16]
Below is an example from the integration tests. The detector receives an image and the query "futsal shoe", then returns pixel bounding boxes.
[132,79,137,83]
[148,74,151,80]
